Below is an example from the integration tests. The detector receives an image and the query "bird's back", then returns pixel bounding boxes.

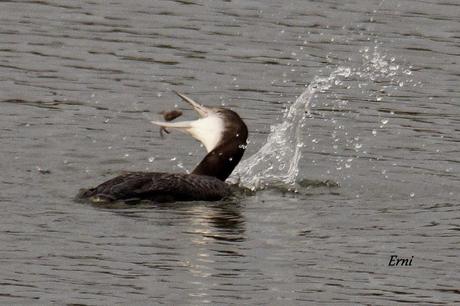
[77,172,232,203]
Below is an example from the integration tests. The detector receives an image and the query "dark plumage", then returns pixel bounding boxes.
[77,172,231,203]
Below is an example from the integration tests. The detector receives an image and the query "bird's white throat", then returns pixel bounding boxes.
[152,113,225,153]
[187,114,225,152]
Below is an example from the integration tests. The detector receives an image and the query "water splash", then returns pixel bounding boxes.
[229,67,351,190]
[230,45,414,191]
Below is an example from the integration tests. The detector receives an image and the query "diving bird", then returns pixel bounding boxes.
[77,91,248,203]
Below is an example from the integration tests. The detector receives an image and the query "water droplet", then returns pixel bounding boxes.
[372,130,377,136]
[148,157,155,163]
[381,118,389,125]
[403,69,412,75]
[410,192,415,198]
[354,143,362,149]
[170,157,176,161]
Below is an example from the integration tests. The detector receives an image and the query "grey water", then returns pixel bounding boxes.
[1,0,459,304]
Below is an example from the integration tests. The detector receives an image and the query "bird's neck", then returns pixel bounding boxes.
[192,139,246,181]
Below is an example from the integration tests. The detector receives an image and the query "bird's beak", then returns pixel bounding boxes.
[151,91,213,131]
[150,119,195,130]
[173,91,211,118]
[151,92,225,152]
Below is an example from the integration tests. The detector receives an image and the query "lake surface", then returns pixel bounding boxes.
[1,0,459,304]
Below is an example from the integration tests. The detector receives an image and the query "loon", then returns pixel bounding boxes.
[77,91,248,203]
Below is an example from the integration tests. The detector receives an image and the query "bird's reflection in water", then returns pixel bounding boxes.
[187,201,246,243]
[180,200,247,301]
[97,199,246,242]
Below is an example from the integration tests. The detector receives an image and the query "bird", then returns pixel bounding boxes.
[77,91,248,203]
